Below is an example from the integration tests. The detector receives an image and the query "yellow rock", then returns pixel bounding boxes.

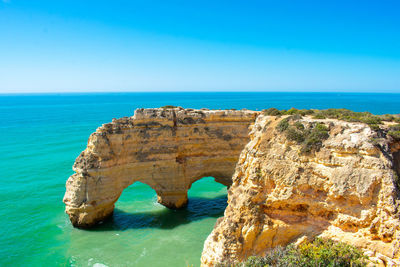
[62,109,400,264]
[201,115,400,266]
[63,108,258,227]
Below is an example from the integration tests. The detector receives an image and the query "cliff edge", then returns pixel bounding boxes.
[201,114,400,266]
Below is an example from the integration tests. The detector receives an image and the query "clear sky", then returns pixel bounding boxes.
[0,0,399,93]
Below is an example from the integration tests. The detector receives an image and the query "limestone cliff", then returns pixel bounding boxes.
[63,108,258,228]
[201,115,400,266]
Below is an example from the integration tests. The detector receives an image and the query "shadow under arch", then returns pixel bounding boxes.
[87,178,228,231]
[86,177,227,231]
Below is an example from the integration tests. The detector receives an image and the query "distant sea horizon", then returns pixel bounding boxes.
[2,90,400,95]
[1,92,399,267]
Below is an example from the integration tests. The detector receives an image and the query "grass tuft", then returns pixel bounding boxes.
[217,238,367,267]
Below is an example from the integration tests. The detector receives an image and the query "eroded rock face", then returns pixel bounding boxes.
[201,115,400,266]
[63,108,258,228]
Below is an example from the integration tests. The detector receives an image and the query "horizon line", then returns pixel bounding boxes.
[1,90,400,95]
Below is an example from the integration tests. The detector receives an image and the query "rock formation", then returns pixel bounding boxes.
[64,107,400,265]
[63,108,258,228]
[201,114,400,266]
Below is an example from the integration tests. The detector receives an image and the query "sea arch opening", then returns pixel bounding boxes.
[102,177,228,230]
[186,176,228,219]
[116,181,160,212]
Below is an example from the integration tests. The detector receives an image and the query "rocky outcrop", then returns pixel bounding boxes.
[64,107,400,264]
[201,115,400,266]
[63,108,258,228]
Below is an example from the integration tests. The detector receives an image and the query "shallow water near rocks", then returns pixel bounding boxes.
[1,92,399,266]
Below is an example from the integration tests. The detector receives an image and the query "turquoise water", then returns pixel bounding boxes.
[1,92,400,267]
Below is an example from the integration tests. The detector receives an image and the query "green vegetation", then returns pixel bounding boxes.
[263,107,314,117]
[263,107,400,131]
[388,124,400,140]
[277,115,329,154]
[263,108,282,116]
[277,117,290,132]
[161,105,178,109]
[217,238,367,267]
[264,107,400,142]
[310,109,383,130]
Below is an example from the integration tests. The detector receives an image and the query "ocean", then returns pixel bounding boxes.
[1,92,399,267]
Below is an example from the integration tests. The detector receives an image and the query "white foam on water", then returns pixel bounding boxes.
[140,247,147,257]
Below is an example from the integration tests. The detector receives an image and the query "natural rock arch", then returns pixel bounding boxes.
[63,108,258,228]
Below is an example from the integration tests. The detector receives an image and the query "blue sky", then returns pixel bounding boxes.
[0,0,399,93]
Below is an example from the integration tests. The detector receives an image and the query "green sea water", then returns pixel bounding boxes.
[1,92,400,267]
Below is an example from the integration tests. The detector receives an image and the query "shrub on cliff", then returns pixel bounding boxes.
[263,108,282,116]
[218,238,367,267]
[277,118,290,132]
[388,124,400,140]
[301,123,330,153]
[161,105,177,109]
[283,108,314,116]
[278,118,329,154]
[290,238,367,267]
[310,109,383,129]
[286,127,305,143]
[262,107,400,131]
[264,108,315,117]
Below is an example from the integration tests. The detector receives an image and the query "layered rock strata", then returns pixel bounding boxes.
[201,115,400,266]
[63,108,258,228]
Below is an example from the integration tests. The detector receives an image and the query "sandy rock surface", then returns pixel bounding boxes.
[201,115,400,266]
